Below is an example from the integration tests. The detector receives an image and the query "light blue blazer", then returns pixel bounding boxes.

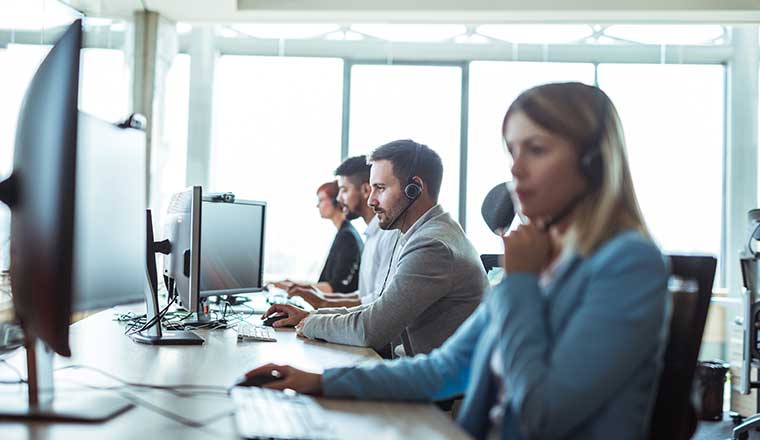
[322,230,670,440]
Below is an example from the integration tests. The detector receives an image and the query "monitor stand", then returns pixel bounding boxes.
[176,298,228,328]
[130,210,203,346]
[0,338,133,422]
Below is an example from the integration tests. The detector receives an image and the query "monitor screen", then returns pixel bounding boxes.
[199,199,265,297]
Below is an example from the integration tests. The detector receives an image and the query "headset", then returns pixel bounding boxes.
[386,142,423,230]
[543,93,609,230]
[577,94,608,190]
[403,143,423,200]
[378,143,423,296]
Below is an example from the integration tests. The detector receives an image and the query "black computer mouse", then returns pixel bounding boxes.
[262,314,293,328]
[232,371,281,388]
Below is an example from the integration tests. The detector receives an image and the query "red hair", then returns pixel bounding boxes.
[317,181,339,205]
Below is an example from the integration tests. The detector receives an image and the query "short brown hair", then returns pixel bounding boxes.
[368,140,444,202]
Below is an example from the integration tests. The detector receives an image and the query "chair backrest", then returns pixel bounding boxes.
[649,254,716,440]
[480,254,500,273]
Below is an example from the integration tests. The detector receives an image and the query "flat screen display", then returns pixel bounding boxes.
[199,200,265,297]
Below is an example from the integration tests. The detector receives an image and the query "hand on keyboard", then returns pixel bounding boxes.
[231,386,333,440]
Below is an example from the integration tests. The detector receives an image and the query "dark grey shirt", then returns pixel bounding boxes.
[301,205,487,355]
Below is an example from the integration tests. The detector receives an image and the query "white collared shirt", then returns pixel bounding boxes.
[358,216,399,304]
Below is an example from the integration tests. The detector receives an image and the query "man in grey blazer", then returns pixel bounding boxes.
[263,140,487,357]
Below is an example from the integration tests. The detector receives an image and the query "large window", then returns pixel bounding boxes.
[79,48,131,123]
[466,61,595,254]
[153,53,191,223]
[210,55,344,281]
[0,44,51,270]
[348,64,463,221]
[598,64,725,258]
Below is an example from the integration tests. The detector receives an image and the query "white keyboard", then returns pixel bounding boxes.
[236,323,277,342]
[231,386,333,439]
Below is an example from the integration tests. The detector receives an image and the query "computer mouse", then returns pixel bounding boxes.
[231,371,282,388]
[262,314,293,328]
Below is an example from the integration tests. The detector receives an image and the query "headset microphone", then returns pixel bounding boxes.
[384,191,419,230]
[543,92,609,232]
[542,192,587,231]
[381,142,423,231]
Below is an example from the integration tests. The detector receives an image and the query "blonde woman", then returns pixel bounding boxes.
[242,82,670,440]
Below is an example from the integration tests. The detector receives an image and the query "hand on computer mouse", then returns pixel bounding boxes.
[243,363,323,395]
[232,369,283,388]
[262,313,290,327]
[261,304,309,328]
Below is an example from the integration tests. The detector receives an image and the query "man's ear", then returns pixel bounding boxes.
[360,182,371,198]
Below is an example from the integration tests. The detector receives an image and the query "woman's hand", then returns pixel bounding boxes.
[243,363,323,395]
[502,222,552,274]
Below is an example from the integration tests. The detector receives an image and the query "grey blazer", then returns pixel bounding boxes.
[301,205,487,355]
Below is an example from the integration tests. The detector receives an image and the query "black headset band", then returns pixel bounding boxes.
[407,143,422,186]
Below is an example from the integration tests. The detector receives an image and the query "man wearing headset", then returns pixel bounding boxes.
[263,140,486,357]
[286,155,400,308]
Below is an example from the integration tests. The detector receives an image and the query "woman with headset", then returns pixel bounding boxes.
[272,180,363,294]
[245,83,669,439]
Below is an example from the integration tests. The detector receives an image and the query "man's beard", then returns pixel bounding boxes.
[343,204,360,220]
[345,210,360,221]
[375,205,402,230]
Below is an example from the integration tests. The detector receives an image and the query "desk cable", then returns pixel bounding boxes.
[57,364,232,428]
[0,356,25,384]
[0,357,231,428]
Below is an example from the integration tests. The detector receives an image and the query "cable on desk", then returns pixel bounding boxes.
[54,364,235,428]
[0,357,26,384]
[124,295,177,336]
[116,391,234,428]
[57,364,228,396]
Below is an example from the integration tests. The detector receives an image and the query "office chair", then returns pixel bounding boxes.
[732,255,760,440]
[480,254,501,273]
[649,254,716,440]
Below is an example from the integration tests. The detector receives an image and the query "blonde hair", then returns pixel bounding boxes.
[503,82,649,256]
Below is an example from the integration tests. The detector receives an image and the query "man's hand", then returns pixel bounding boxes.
[243,363,323,395]
[270,280,295,290]
[287,286,326,308]
[261,304,310,328]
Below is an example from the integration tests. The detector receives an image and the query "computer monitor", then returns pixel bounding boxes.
[0,20,145,421]
[199,198,266,298]
[162,186,202,313]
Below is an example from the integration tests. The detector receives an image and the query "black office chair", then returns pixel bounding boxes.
[480,254,501,273]
[649,254,716,440]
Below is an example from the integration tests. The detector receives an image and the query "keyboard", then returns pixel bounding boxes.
[236,323,277,342]
[231,386,333,439]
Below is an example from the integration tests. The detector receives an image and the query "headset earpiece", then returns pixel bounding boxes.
[403,143,423,201]
[404,178,422,200]
[579,147,603,188]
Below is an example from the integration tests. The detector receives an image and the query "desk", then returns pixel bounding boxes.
[0,303,470,440]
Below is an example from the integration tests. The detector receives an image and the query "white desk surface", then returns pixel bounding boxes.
[0,302,471,440]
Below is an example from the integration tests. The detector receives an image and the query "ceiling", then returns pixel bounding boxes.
[66,0,760,23]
